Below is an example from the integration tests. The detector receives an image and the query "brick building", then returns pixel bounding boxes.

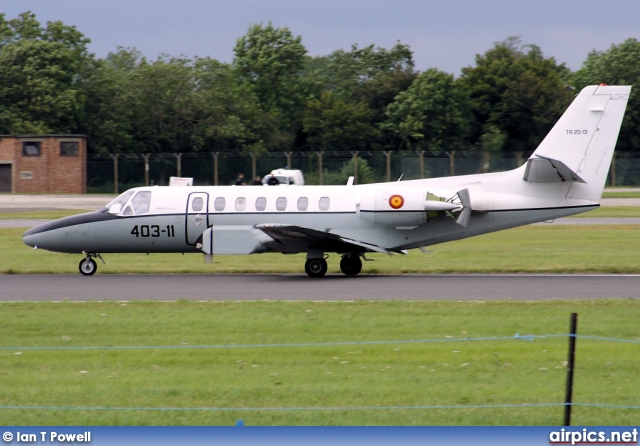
[0,135,87,193]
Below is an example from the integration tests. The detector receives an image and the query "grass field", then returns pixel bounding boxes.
[0,300,638,426]
[1,216,639,426]
[3,223,640,274]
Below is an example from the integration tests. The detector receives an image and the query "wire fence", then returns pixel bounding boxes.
[86,150,640,193]
[2,333,638,417]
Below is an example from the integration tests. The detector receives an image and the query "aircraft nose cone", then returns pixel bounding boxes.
[23,226,43,249]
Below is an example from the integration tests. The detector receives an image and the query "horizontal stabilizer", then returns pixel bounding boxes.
[523,156,586,183]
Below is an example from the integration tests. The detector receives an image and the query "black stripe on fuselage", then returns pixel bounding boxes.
[22,208,119,236]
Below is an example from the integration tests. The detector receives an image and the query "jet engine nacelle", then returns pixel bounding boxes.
[356,188,459,229]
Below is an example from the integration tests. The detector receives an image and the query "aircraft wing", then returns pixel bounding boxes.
[255,224,397,255]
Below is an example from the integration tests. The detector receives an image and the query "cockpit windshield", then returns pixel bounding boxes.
[106,189,152,215]
[106,190,135,213]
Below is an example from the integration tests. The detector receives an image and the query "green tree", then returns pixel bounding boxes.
[306,43,417,151]
[0,11,92,134]
[571,38,640,152]
[383,69,471,152]
[304,91,380,151]
[233,23,308,148]
[322,157,377,185]
[192,57,267,153]
[323,43,415,101]
[459,37,573,154]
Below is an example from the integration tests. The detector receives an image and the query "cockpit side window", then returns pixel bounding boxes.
[131,191,152,214]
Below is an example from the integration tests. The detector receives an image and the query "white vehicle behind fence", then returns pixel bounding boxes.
[261,169,304,186]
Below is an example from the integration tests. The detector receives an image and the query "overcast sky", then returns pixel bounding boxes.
[2,0,639,75]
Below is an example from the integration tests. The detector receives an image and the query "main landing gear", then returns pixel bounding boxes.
[340,254,362,276]
[305,258,328,278]
[304,254,363,278]
[79,253,103,276]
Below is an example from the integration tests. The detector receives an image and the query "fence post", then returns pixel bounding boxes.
[212,152,219,186]
[610,153,616,187]
[316,151,323,185]
[175,153,182,177]
[143,153,151,186]
[111,154,119,194]
[384,151,392,182]
[418,151,425,179]
[564,312,578,426]
[449,151,456,176]
[250,152,257,182]
[352,151,359,184]
[285,152,292,170]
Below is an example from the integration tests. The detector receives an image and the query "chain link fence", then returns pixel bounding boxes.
[87,150,640,193]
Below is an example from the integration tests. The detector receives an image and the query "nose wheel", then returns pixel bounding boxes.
[79,257,97,276]
[78,253,104,276]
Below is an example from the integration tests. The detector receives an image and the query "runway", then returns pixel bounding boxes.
[2,273,640,301]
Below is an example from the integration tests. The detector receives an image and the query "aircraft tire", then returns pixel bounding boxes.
[79,258,97,276]
[305,258,327,278]
[340,254,362,276]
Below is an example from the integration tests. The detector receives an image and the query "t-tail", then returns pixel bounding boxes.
[524,84,631,202]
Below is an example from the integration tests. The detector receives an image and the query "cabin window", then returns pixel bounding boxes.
[297,197,309,211]
[319,197,330,211]
[276,197,287,211]
[214,197,226,211]
[191,197,204,212]
[131,191,151,214]
[235,197,246,211]
[255,197,267,211]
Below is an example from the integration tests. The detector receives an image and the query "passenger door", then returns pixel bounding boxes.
[185,192,209,246]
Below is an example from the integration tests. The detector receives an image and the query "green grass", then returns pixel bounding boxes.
[0,300,638,425]
[4,224,640,274]
[602,191,640,198]
[568,206,640,218]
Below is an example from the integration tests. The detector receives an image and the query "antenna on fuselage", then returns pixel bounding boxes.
[396,173,404,182]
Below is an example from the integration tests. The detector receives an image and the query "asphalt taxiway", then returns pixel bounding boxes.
[2,273,639,301]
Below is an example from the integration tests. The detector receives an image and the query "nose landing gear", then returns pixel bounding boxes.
[79,253,104,276]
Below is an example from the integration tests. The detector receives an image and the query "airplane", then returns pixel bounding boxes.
[23,84,631,277]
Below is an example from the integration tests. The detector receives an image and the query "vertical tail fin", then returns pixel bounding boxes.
[524,85,631,201]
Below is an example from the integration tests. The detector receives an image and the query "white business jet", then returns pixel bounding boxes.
[23,85,631,277]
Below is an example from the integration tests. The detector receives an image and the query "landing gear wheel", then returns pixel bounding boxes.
[79,257,97,276]
[305,258,328,278]
[340,254,362,276]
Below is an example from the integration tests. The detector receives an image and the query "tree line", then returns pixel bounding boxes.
[1,11,639,159]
